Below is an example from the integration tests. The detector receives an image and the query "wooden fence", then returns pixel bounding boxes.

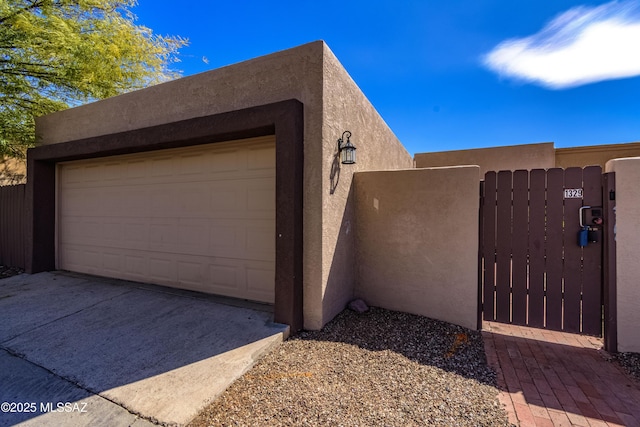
[0,184,26,269]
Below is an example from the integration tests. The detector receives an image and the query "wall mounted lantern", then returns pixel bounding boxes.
[337,131,356,165]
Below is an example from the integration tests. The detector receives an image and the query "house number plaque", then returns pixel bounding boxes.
[564,188,583,199]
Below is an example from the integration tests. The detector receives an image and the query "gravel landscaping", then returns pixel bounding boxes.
[615,352,640,382]
[188,307,511,427]
[0,265,23,279]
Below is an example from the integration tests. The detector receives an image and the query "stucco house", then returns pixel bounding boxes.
[24,41,640,352]
[27,40,481,334]
[28,40,438,334]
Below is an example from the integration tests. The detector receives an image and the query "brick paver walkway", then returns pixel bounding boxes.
[482,321,640,427]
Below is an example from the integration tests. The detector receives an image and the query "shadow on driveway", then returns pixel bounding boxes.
[0,272,288,426]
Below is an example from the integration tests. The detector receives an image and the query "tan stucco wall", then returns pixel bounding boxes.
[557,142,640,169]
[316,45,412,328]
[354,166,480,330]
[0,157,26,186]
[605,157,640,353]
[36,42,324,146]
[35,41,412,330]
[414,142,555,176]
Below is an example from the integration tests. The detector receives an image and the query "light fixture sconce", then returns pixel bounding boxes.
[337,130,356,165]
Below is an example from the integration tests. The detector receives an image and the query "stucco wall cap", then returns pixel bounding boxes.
[606,156,640,172]
[356,165,480,175]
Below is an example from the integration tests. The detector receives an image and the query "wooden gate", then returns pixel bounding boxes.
[480,166,604,336]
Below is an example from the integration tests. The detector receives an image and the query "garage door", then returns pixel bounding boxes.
[57,136,276,303]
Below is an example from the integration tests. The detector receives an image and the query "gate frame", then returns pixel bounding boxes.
[603,172,617,352]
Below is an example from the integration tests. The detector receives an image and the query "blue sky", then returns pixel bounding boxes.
[133,0,640,156]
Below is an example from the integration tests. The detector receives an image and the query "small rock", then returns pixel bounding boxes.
[348,299,369,313]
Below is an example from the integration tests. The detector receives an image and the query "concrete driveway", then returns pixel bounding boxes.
[0,272,288,426]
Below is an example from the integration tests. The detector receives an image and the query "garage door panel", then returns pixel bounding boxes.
[120,189,148,215]
[247,265,275,296]
[208,224,239,248]
[60,189,96,215]
[177,220,209,251]
[60,246,100,271]
[150,190,175,213]
[102,162,124,181]
[59,243,274,302]
[62,218,92,241]
[58,136,275,303]
[178,153,207,176]
[126,160,147,178]
[61,164,102,184]
[149,221,179,247]
[61,218,274,262]
[246,224,276,260]
[124,254,146,279]
[247,186,276,213]
[248,145,276,170]
[121,220,149,249]
[151,157,174,177]
[60,247,83,270]
[183,187,211,212]
[209,150,240,173]
[84,250,101,269]
[177,261,204,287]
[101,189,126,215]
[208,265,238,289]
[103,252,123,274]
[60,165,84,184]
[209,189,240,212]
[148,257,176,282]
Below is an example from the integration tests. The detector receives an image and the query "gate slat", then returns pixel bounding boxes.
[511,170,529,326]
[563,167,584,334]
[495,171,513,323]
[528,170,546,328]
[582,166,603,336]
[482,172,497,321]
[546,168,564,331]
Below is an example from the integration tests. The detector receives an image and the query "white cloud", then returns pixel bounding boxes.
[483,1,640,89]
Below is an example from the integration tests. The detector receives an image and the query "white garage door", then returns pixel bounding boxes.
[57,136,276,303]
